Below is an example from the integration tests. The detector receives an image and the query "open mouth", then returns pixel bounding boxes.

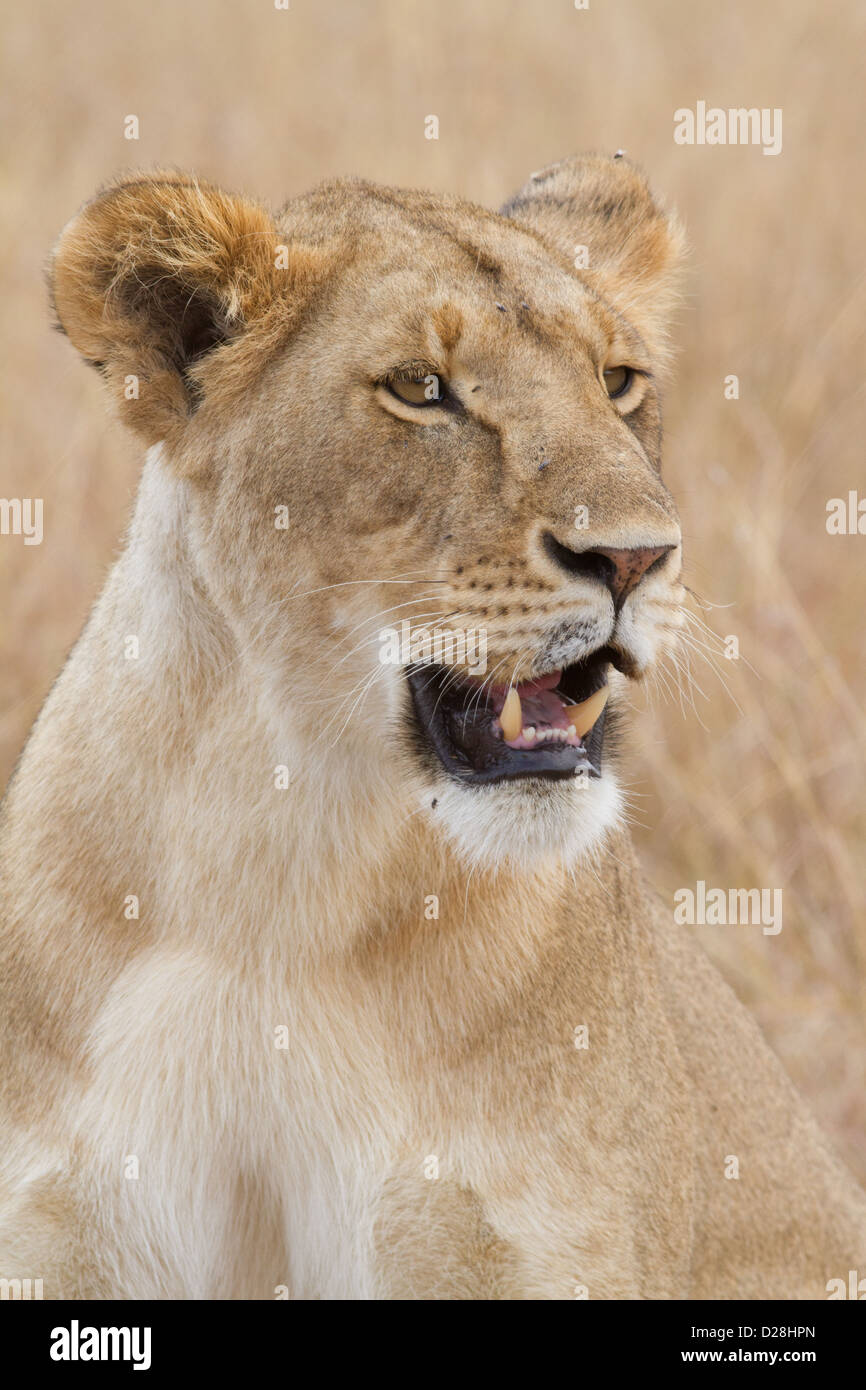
[406,647,615,786]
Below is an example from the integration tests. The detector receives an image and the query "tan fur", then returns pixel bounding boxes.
[1,157,863,1300]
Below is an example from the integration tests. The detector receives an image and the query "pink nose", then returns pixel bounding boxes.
[590,545,672,604]
[542,533,674,606]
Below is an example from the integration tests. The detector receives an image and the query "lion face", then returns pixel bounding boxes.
[51,157,686,869]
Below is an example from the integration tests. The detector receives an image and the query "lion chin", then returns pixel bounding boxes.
[421,772,625,873]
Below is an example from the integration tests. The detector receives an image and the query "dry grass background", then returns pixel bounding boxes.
[1,0,864,1180]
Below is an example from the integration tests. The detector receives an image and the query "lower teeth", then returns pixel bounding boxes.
[517,727,577,744]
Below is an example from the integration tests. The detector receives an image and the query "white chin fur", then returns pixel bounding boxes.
[427,771,624,873]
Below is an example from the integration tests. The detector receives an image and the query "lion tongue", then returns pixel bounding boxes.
[514,687,571,729]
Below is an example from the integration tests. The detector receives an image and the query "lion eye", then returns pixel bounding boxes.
[603,365,632,399]
[388,374,444,406]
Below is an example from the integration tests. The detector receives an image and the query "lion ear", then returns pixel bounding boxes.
[501,154,686,365]
[50,171,323,446]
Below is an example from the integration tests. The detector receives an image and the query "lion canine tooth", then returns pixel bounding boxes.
[500,687,522,741]
[564,685,609,738]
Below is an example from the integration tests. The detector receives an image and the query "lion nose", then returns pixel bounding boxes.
[542,534,674,607]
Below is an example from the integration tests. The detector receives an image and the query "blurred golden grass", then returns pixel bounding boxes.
[1,0,864,1177]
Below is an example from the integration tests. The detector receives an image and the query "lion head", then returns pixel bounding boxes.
[50,155,686,870]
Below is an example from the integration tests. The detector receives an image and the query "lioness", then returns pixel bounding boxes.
[1,156,864,1300]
